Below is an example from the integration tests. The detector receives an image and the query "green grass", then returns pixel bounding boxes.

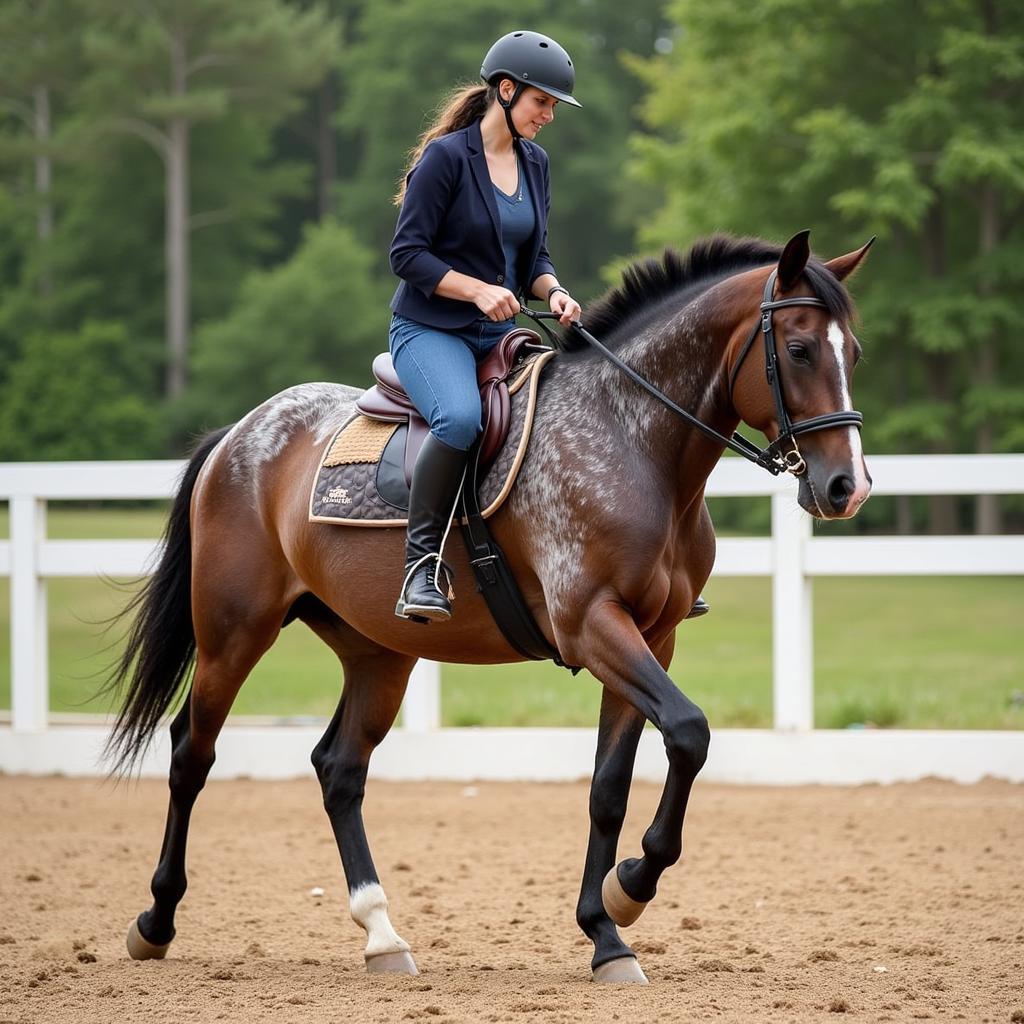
[0,504,171,540]
[0,509,1021,729]
[443,576,1024,730]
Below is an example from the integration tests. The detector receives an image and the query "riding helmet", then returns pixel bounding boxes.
[480,31,582,108]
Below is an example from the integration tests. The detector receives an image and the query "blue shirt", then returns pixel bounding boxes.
[493,156,536,299]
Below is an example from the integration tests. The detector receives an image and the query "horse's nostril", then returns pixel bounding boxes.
[827,473,855,511]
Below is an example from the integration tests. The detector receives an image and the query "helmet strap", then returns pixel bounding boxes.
[497,80,525,141]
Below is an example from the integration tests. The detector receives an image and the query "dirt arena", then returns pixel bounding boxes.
[1,775,1021,1023]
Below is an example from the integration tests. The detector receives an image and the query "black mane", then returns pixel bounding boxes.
[565,234,854,351]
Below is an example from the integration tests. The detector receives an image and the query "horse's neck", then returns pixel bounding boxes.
[587,292,742,502]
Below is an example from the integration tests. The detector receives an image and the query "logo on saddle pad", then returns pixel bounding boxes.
[324,486,352,506]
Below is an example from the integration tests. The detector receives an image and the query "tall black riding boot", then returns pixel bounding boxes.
[395,433,468,622]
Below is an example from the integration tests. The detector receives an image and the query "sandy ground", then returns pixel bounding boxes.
[0,775,1022,1024]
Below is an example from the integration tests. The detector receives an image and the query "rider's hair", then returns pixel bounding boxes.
[393,82,499,206]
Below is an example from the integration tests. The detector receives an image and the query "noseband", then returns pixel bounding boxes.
[522,267,864,478]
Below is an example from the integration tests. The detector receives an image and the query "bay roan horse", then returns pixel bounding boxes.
[108,230,872,984]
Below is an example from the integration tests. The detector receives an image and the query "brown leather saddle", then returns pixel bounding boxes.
[355,327,548,487]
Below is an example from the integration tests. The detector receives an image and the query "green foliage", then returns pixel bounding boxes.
[0,0,1020,529]
[628,0,1024,489]
[72,0,341,398]
[78,0,339,126]
[183,219,388,426]
[335,0,670,300]
[0,320,162,459]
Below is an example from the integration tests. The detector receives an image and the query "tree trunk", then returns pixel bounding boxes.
[165,32,190,400]
[921,197,958,534]
[33,85,52,297]
[973,57,1003,533]
[974,345,1001,534]
[317,73,337,220]
[889,319,913,534]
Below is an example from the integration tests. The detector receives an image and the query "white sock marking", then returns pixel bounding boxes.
[349,882,410,958]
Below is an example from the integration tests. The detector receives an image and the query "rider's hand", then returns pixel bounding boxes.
[549,289,582,326]
[474,284,521,322]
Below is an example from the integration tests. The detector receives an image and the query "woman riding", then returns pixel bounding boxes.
[389,30,583,622]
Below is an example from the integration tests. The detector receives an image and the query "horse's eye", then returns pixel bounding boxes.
[788,343,810,363]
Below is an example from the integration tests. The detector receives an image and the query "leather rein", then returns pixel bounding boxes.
[520,268,864,478]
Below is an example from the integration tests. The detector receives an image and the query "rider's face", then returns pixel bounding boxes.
[500,82,558,139]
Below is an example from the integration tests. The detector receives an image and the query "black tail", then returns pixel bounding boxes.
[103,426,233,774]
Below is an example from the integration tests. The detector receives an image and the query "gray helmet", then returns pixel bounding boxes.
[480,31,582,108]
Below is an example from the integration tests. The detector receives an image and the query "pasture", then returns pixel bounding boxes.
[0,506,1021,731]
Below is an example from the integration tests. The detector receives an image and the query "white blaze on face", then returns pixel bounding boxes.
[827,320,871,508]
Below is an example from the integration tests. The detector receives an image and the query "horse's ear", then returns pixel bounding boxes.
[824,236,876,282]
[777,229,811,290]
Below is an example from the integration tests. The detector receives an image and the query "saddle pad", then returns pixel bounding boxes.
[323,415,399,466]
[308,349,555,526]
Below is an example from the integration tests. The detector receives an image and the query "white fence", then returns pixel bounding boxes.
[1,454,1023,784]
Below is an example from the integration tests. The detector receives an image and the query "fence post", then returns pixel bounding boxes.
[402,659,441,732]
[770,491,813,730]
[11,496,48,733]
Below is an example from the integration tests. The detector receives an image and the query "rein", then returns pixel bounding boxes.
[520,268,864,478]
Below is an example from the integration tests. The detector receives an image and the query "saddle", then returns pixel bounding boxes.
[354,328,547,485]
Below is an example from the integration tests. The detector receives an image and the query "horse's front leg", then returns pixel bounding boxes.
[578,604,710,940]
[575,685,646,983]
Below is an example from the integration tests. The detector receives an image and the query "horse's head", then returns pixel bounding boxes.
[728,230,873,520]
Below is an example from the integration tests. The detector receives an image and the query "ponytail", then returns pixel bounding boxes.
[393,83,497,205]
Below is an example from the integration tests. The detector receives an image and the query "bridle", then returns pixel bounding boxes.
[521,267,864,478]
[726,268,864,474]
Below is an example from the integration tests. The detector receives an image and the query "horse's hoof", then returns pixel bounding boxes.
[365,950,419,975]
[126,919,171,960]
[601,865,649,927]
[592,956,648,985]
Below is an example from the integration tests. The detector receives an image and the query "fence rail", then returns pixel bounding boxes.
[2,454,1023,783]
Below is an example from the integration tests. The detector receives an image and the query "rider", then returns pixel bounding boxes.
[389,30,583,622]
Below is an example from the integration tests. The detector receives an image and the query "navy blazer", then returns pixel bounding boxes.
[389,118,556,329]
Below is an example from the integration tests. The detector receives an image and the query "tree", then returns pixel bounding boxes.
[629,0,1024,533]
[0,0,81,299]
[182,219,389,428]
[335,0,671,301]
[77,0,339,399]
[0,321,162,460]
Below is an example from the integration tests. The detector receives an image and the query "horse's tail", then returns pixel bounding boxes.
[103,425,233,775]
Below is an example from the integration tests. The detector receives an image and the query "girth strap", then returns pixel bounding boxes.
[458,433,580,672]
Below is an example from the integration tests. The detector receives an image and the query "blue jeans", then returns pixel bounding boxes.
[388,313,516,451]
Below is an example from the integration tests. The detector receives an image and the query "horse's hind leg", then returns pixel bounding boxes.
[127,598,286,959]
[305,621,417,975]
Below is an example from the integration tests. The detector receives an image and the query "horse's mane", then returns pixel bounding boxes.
[564,234,854,352]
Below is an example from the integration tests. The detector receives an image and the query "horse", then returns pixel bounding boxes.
[107,229,872,985]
